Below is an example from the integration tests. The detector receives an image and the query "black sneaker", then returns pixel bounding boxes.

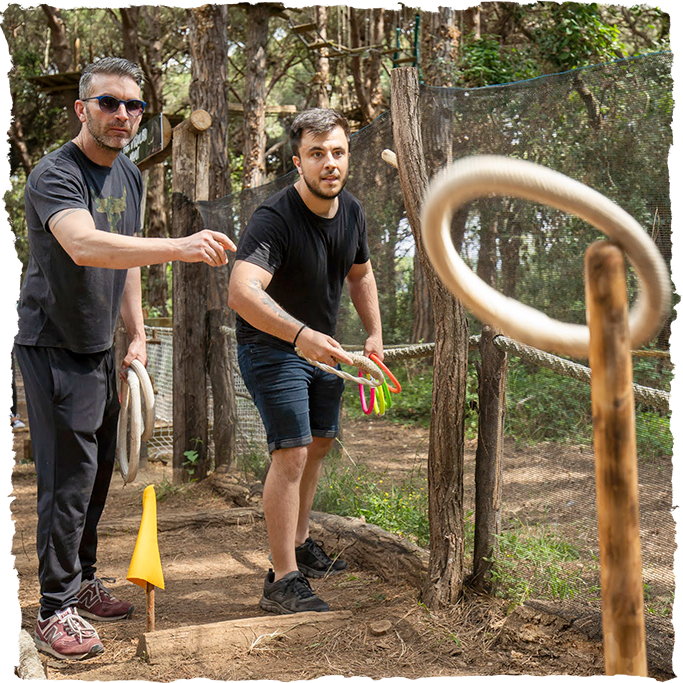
[259,570,330,614]
[296,537,348,578]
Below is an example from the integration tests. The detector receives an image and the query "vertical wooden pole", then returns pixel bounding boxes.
[585,240,647,676]
[472,325,507,591]
[146,582,155,632]
[171,110,212,484]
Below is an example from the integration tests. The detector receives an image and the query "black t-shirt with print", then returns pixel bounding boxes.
[16,141,143,353]
[235,184,370,349]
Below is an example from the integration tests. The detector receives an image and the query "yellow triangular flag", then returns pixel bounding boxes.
[127,484,165,590]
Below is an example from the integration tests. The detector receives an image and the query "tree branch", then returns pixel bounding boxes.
[266,54,302,98]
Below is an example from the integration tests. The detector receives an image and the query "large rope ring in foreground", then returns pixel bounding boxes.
[420,155,671,359]
[295,347,384,388]
[117,359,155,483]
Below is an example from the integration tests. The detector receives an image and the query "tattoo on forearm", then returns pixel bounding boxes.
[259,291,298,324]
[49,209,81,230]
[246,276,298,326]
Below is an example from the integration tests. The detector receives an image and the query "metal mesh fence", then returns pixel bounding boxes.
[144,324,268,461]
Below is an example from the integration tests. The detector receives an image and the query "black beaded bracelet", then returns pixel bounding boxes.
[293,323,307,346]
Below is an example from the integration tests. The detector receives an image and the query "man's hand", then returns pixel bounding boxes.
[180,230,236,267]
[363,333,384,361]
[296,327,354,367]
[121,336,147,382]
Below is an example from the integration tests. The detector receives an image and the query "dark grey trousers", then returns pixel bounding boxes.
[14,343,119,616]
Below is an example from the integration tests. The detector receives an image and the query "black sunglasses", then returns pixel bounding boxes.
[82,95,146,117]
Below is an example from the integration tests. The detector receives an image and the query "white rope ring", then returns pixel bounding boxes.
[295,348,384,388]
[420,155,671,359]
[117,359,155,483]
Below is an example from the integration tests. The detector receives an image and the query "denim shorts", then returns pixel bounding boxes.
[237,343,345,454]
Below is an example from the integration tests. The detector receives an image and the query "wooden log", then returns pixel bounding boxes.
[309,510,428,589]
[136,610,352,663]
[472,325,507,591]
[585,239,647,676]
[171,110,212,484]
[98,507,263,535]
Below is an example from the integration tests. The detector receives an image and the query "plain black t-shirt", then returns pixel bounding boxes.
[235,184,370,349]
[15,141,143,353]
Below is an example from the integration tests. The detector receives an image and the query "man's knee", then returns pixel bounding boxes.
[269,446,309,484]
[309,436,335,460]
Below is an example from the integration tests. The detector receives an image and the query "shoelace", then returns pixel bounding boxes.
[308,540,332,563]
[88,577,116,602]
[291,574,317,599]
[59,609,97,642]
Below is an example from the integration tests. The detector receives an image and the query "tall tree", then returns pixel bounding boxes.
[313,5,330,108]
[242,3,270,189]
[40,4,79,135]
[349,8,385,125]
[391,67,469,608]
[189,4,237,471]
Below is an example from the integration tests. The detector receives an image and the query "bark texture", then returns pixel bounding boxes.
[242,4,269,189]
[391,67,469,608]
[189,5,236,470]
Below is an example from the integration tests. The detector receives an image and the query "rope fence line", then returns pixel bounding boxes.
[143,323,668,463]
[217,324,668,412]
[378,335,668,413]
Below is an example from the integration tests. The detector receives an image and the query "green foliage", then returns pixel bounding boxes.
[182,438,203,481]
[537,3,626,71]
[636,410,673,461]
[459,34,540,87]
[314,461,430,547]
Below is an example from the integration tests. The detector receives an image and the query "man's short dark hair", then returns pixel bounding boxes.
[79,57,145,99]
[290,108,350,157]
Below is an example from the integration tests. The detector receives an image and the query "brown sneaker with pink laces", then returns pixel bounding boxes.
[34,607,103,660]
[75,577,134,622]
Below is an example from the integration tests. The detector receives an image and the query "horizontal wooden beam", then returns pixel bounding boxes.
[137,610,352,662]
[228,103,297,117]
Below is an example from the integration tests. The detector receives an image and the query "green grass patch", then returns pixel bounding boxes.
[488,520,592,603]
[314,460,430,547]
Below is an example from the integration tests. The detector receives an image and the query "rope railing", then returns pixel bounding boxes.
[382,335,669,413]
[216,324,669,412]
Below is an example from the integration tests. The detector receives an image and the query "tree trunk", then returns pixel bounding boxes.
[120,6,169,316]
[423,7,460,87]
[350,8,385,125]
[41,4,79,136]
[189,4,237,470]
[119,7,140,64]
[464,6,482,40]
[411,259,433,343]
[145,166,169,315]
[414,9,459,343]
[391,67,469,608]
[314,6,330,109]
[500,203,522,298]
[242,3,269,189]
[9,116,34,177]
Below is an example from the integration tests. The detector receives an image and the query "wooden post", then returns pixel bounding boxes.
[472,325,507,591]
[585,240,647,677]
[171,110,212,484]
[146,582,155,632]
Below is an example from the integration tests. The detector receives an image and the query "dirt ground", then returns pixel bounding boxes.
[10,416,675,681]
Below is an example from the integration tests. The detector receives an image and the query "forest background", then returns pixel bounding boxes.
[1,1,675,348]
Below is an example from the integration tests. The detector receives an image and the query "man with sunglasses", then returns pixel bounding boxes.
[14,57,236,661]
